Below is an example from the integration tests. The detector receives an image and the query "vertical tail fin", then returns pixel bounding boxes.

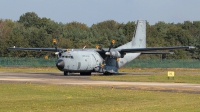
[132,20,146,48]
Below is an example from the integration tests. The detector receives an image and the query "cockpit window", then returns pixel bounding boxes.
[64,56,74,59]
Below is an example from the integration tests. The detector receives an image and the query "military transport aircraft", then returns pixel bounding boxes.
[8,20,194,75]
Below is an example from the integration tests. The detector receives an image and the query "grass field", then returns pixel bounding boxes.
[91,68,200,84]
[118,68,200,73]
[1,68,200,111]
[0,67,59,72]
[90,73,200,84]
[0,83,200,112]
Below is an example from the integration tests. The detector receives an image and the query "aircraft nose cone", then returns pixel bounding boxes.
[56,59,65,70]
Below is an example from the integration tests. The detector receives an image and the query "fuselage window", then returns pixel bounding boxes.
[64,56,74,59]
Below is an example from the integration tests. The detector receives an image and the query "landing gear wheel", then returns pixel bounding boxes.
[64,71,69,76]
[103,72,112,75]
[80,72,91,76]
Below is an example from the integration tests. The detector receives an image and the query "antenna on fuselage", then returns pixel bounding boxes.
[83,45,86,49]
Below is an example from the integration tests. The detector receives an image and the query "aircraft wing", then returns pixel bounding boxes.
[118,46,194,53]
[8,46,194,54]
[8,47,60,52]
[8,47,100,52]
[141,52,174,54]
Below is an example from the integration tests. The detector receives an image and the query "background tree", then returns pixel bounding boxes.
[0,12,198,59]
[18,12,40,28]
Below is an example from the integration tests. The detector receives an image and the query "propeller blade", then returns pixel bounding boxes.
[53,39,62,58]
[97,40,116,69]
[55,52,59,55]
[53,39,58,52]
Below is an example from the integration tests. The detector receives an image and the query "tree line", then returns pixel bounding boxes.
[0,12,199,59]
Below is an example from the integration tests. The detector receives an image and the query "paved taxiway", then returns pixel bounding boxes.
[1,72,200,93]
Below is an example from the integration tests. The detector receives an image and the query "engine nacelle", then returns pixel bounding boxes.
[109,50,121,58]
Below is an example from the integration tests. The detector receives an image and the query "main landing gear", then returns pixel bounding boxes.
[63,71,92,76]
[103,72,113,75]
[80,72,91,76]
[64,71,69,76]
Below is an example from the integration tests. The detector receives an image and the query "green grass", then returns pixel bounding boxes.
[0,83,200,112]
[119,68,200,73]
[90,74,200,84]
[0,67,59,72]
[90,68,200,84]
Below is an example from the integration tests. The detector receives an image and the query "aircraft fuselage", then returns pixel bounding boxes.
[56,50,103,72]
[56,49,141,74]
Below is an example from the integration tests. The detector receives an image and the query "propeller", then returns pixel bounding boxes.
[53,39,62,58]
[97,40,116,69]
[104,39,115,63]
[53,39,58,52]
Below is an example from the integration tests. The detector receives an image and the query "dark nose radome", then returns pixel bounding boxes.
[56,60,65,70]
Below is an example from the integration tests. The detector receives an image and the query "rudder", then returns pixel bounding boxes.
[132,20,146,48]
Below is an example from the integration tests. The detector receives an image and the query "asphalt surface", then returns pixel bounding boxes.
[1,72,200,94]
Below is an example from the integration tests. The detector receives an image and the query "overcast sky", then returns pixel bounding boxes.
[0,0,199,26]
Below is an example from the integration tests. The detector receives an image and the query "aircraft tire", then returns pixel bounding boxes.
[64,71,69,76]
[80,72,91,76]
[103,72,112,75]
